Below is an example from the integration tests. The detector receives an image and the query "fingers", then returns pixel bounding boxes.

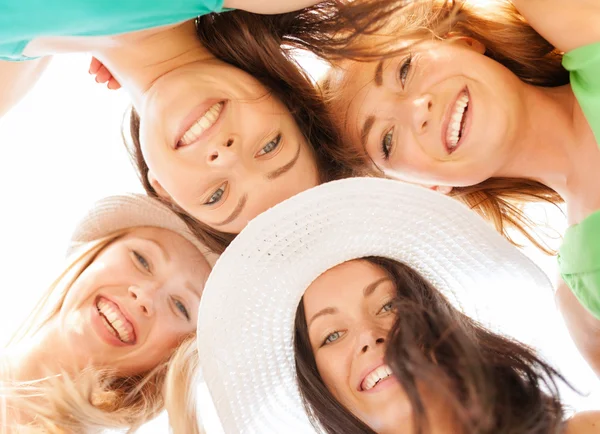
[94,65,113,84]
[89,57,102,75]
[89,57,121,90]
[107,78,122,90]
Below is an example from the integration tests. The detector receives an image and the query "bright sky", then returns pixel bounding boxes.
[0,53,597,433]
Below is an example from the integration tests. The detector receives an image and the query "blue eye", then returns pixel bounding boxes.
[322,331,343,346]
[256,134,282,156]
[173,298,190,320]
[380,301,394,313]
[133,251,150,272]
[205,185,225,205]
[399,54,412,88]
[381,128,394,160]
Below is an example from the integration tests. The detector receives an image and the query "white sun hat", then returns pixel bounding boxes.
[67,193,218,264]
[196,177,554,434]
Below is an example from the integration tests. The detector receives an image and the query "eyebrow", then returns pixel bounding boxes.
[374,60,384,87]
[212,194,248,227]
[148,239,170,262]
[360,115,376,153]
[307,277,391,327]
[185,282,202,299]
[266,141,301,180]
[364,277,389,297]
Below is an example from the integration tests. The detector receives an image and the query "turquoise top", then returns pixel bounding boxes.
[558,41,600,319]
[0,0,226,61]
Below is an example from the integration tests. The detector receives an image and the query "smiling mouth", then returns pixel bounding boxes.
[445,89,470,154]
[176,101,225,149]
[360,364,394,391]
[96,297,136,345]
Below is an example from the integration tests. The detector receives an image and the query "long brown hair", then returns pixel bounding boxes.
[124,9,365,254]
[235,0,568,253]
[294,257,568,434]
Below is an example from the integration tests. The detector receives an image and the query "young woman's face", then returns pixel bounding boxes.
[331,38,528,188]
[138,61,320,234]
[303,260,453,433]
[304,260,404,432]
[59,227,211,375]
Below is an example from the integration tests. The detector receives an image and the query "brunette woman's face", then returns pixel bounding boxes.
[138,60,320,234]
[331,37,529,189]
[58,227,211,375]
[303,260,454,433]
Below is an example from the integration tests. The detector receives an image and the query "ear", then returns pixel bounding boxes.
[147,171,172,200]
[448,35,486,54]
[430,185,453,195]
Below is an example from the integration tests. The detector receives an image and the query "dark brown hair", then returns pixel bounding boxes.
[294,257,568,434]
[124,8,366,254]
[242,0,568,253]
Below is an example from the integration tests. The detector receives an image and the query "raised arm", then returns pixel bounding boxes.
[222,0,322,14]
[556,279,600,377]
[0,57,51,118]
[511,0,600,52]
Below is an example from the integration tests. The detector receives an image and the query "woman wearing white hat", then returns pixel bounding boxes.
[197,178,600,433]
[1,195,213,433]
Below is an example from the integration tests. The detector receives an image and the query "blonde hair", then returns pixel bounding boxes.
[311,0,568,253]
[1,230,202,433]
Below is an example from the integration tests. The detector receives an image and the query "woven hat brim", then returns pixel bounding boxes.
[67,194,218,265]
[197,178,553,433]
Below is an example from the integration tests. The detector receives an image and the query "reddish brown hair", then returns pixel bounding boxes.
[251,0,568,253]
[308,0,569,254]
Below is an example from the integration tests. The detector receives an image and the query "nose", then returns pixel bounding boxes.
[128,283,157,317]
[206,137,239,168]
[356,324,387,355]
[410,93,433,135]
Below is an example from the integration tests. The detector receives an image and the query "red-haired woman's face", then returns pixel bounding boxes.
[330,38,529,190]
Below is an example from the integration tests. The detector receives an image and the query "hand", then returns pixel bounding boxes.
[89,57,121,90]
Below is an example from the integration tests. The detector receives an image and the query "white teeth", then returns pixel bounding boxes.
[362,364,394,391]
[446,92,469,149]
[97,299,135,344]
[180,102,224,146]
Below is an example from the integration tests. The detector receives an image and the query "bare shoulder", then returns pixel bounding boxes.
[565,411,600,434]
[511,0,600,52]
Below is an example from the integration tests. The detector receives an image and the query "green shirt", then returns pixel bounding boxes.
[558,41,600,319]
[0,0,226,61]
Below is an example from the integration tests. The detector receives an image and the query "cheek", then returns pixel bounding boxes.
[120,328,187,375]
[315,348,352,405]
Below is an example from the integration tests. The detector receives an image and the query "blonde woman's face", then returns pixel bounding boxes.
[139,60,320,234]
[332,37,528,188]
[58,227,211,375]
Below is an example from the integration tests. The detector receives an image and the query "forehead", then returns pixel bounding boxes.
[120,227,207,265]
[304,260,389,307]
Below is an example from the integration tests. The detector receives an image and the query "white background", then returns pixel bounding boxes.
[0,54,598,432]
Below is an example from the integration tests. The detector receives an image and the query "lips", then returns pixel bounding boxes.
[358,362,395,392]
[174,100,227,149]
[95,296,137,345]
[442,87,471,155]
